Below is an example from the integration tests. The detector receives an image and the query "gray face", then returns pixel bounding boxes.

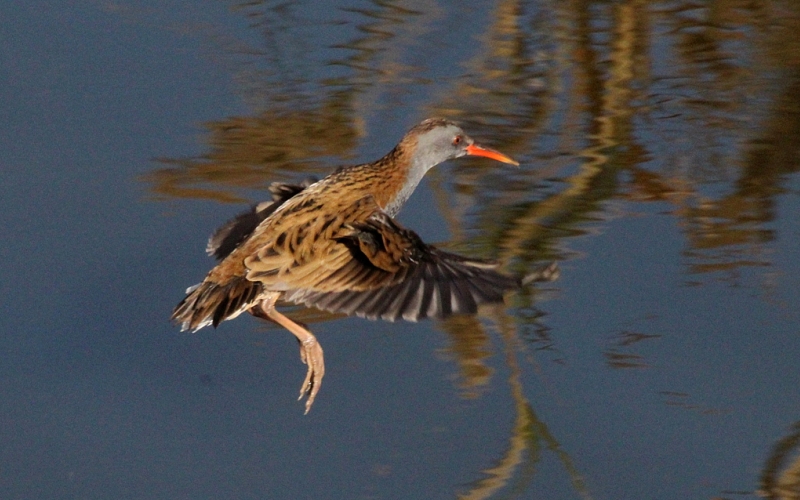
[413,124,474,166]
[385,123,474,217]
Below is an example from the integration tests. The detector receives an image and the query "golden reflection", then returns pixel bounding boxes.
[675,67,800,275]
[144,0,429,203]
[144,110,359,203]
[439,315,494,399]
[417,0,652,281]
[146,0,800,276]
[454,305,590,500]
[760,421,800,499]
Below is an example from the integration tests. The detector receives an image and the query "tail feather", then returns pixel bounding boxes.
[172,277,263,332]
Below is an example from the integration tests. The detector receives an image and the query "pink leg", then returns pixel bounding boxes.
[254,293,325,414]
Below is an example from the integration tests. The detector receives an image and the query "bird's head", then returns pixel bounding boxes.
[408,118,519,169]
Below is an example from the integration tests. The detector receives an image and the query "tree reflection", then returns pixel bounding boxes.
[450,306,590,500]
[760,421,800,499]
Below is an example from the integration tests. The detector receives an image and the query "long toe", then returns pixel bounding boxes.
[298,338,325,414]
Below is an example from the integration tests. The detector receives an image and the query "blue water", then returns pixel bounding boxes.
[2,1,799,499]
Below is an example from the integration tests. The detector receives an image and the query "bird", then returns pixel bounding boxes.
[172,117,556,414]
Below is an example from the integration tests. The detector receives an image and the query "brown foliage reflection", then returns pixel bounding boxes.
[760,421,800,499]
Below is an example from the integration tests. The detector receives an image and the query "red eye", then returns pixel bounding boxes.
[453,135,463,145]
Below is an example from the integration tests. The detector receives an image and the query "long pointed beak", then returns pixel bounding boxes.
[465,143,519,166]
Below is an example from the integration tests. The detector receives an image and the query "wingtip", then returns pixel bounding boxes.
[521,262,560,285]
[176,318,212,333]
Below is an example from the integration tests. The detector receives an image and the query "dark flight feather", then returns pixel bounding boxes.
[206,178,318,260]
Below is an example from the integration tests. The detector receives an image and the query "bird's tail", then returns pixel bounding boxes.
[172,277,263,332]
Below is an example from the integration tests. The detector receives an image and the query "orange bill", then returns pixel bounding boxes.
[465,143,519,166]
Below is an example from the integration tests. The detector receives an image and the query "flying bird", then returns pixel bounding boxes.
[172,118,557,413]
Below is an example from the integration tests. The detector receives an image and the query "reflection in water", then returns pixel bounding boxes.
[148,0,798,279]
[146,1,800,273]
[439,315,494,399]
[658,391,731,416]
[143,0,800,497]
[680,70,800,276]
[144,0,436,202]
[760,421,800,499]
[454,306,590,500]
[146,111,359,202]
[603,330,661,369]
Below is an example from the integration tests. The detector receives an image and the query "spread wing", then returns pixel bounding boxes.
[243,195,520,322]
[283,246,520,322]
[206,178,317,260]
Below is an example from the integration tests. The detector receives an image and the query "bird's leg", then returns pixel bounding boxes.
[253,293,325,414]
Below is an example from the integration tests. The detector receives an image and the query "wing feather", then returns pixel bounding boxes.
[206,178,317,260]
[283,247,520,322]
[241,194,520,321]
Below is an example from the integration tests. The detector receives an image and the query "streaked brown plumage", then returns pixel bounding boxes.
[172,118,553,413]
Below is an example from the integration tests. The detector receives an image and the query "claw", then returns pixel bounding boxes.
[297,336,324,414]
[255,295,326,414]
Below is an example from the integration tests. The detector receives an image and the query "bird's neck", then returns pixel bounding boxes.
[369,143,433,217]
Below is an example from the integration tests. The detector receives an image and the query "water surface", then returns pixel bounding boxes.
[2,1,800,498]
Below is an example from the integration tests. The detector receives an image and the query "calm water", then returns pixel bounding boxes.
[2,1,800,499]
